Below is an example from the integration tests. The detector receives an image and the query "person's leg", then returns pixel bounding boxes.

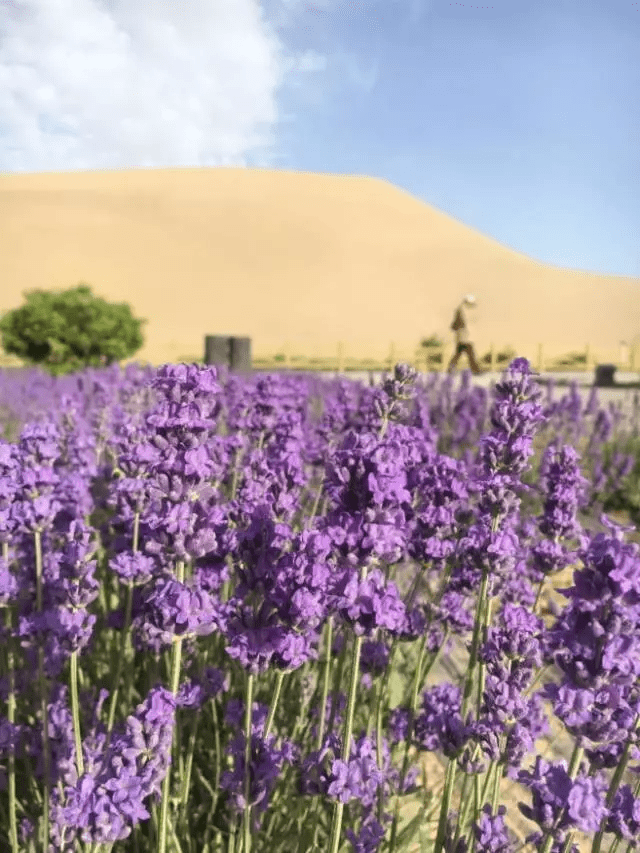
[457,344,472,372]
[468,344,482,374]
[447,344,462,372]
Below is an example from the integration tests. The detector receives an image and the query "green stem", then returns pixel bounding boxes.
[473,768,481,841]
[451,753,500,853]
[532,576,546,616]
[69,651,84,777]
[375,672,385,824]
[228,818,237,853]
[180,645,212,832]
[491,758,501,813]
[230,449,243,500]
[157,560,185,853]
[263,670,285,740]
[471,591,494,838]
[180,717,200,834]
[327,633,348,736]
[310,619,334,852]
[243,672,255,853]
[106,512,139,739]
[558,746,586,853]
[387,631,431,853]
[592,715,640,853]
[434,759,458,853]
[437,514,500,853]
[3,540,18,853]
[328,587,366,853]
[211,698,222,819]
[104,584,134,742]
[305,479,325,529]
[434,573,487,853]
[317,618,333,750]
[461,568,490,721]
[452,766,476,850]
[35,530,51,852]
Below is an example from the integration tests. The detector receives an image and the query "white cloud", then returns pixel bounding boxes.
[343,55,379,93]
[0,0,335,172]
[0,0,396,173]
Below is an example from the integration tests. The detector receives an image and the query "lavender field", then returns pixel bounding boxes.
[1,360,640,853]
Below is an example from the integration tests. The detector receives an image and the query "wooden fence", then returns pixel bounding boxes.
[252,341,640,374]
[2,341,638,375]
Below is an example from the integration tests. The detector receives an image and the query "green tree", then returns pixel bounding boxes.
[0,283,146,375]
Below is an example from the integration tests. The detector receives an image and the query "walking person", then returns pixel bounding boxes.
[447,294,483,375]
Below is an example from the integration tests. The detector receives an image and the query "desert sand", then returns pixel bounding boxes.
[1,167,638,367]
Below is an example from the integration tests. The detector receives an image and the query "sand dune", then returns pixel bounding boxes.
[1,167,638,366]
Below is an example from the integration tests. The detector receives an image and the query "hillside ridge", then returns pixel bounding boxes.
[1,167,638,365]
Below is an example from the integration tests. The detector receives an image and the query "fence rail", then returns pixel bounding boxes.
[250,341,640,374]
[2,341,638,375]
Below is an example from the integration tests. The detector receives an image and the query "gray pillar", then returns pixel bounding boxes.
[204,335,252,372]
[594,364,616,387]
[230,336,252,372]
[204,336,231,367]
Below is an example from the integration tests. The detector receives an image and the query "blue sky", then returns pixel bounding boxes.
[1,0,638,276]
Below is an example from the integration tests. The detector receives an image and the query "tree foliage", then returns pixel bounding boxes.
[0,283,147,375]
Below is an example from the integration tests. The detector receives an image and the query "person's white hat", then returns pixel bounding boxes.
[463,294,476,305]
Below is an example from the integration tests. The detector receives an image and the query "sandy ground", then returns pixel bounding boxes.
[1,167,639,367]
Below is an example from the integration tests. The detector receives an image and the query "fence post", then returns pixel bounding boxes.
[489,343,495,373]
[537,343,544,373]
[337,341,344,373]
[631,344,637,373]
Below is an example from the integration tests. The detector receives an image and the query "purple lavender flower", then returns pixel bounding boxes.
[606,784,640,842]
[566,772,610,832]
[109,551,156,585]
[531,440,589,576]
[518,756,609,840]
[473,804,516,852]
[414,683,469,758]
[387,707,411,744]
[220,700,295,819]
[176,667,229,709]
[543,522,640,762]
[334,567,406,638]
[359,639,390,688]
[49,685,177,846]
[308,694,346,743]
[475,358,546,522]
[327,735,387,808]
[345,812,386,853]
[131,573,221,653]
